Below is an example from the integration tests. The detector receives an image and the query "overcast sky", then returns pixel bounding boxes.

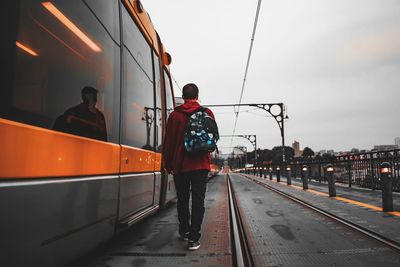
[142,0,400,154]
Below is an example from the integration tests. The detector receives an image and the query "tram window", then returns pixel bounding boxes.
[164,70,174,117]
[121,7,155,151]
[120,6,153,82]
[84,0,120,45]
[1,0,121,143]
[154,52,162,152]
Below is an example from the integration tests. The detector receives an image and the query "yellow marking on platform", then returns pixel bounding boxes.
[307,189,330,197]
[333,197,381,211]
[333,197,400,217]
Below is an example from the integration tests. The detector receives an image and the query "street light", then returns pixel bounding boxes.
[220,135,257,165]
[380,162,393,212]
[204,103,288,162]
[326,164,336,197]
[380,162,392,174]
[286,166,292,185]
[326,165,334,172]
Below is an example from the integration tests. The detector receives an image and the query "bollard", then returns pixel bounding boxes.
[253,168,256,176]
[264,167,267,178]
[276,167,281,182]
[301,166,309,189]
[326,164,336,197]
[286,166,292,185]
[269,167,273,180]
[380,162,394,212]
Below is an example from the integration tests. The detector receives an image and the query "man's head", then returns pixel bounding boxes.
[81,86,98,105]
[182,83,199,100]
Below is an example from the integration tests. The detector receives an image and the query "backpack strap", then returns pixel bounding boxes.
[175,106,204,117]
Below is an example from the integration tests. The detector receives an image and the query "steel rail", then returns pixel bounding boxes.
[240,174,400,253]
[227,174,254,267]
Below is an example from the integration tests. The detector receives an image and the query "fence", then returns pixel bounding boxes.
[246,149,400,192]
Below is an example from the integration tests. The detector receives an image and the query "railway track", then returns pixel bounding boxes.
[240,173,400,254]
[227,174,254,267]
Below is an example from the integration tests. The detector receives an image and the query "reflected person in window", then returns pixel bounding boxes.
[53,86,107,141]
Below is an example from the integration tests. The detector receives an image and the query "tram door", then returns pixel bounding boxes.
[163,70,177,204]
[118,6,158,221]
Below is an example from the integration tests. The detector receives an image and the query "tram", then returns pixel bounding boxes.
[208,163,222,178]
[1,0,176,265]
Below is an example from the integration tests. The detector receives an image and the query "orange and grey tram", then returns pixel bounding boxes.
[1,0,176,265]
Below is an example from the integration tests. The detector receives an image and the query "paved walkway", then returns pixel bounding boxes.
[73,175,232,267]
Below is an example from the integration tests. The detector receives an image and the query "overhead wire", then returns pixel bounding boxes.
[171,74,182,93]
[230,0,262,146]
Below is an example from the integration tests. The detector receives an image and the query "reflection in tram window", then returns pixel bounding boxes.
[53,86,107,141]
[1,0,120,143]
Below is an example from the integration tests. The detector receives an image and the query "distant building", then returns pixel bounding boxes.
[292,140,302,157]
[373,145,398,151]
[395,137,400,148]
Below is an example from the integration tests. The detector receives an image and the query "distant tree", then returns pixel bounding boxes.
[302,147,315,158]
[350,148,360,153]
[271,146,295,164]
[322,153,335,161]
[258,149,275,162]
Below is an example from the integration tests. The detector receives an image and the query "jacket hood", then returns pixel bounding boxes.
[175,100,202,115]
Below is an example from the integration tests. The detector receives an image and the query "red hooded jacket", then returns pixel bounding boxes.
[162,100,215,174]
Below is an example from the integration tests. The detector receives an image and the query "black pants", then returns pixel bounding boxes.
[174,170,208,242]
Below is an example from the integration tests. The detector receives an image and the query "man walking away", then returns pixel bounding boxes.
[162,83,217,251]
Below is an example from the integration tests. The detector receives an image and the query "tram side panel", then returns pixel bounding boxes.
[0,175,118,266]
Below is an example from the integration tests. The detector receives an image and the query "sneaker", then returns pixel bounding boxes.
[188,240,201,251]
[179,231,190,241]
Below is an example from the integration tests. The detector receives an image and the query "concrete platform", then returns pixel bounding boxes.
[229,173,400,266]
[72,175,232,267]
[245,173,400,244]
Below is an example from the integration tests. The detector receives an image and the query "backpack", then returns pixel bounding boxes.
[183,107,219,153]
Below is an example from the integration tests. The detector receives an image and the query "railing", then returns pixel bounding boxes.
[242,149,400,192]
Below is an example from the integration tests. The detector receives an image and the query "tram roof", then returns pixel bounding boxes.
[123,0,172,68]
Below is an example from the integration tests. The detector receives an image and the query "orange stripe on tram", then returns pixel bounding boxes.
[0,118,120,178]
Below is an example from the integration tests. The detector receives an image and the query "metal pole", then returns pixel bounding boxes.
[301,165,309,190]
[380,162,394,212]
[326,164,336,197]
[281,108,285,163]
[276,166,281,182]
[286,166,292,185]
[254,137,258,168]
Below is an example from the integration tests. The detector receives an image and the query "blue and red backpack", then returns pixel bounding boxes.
[183,107,219,153]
